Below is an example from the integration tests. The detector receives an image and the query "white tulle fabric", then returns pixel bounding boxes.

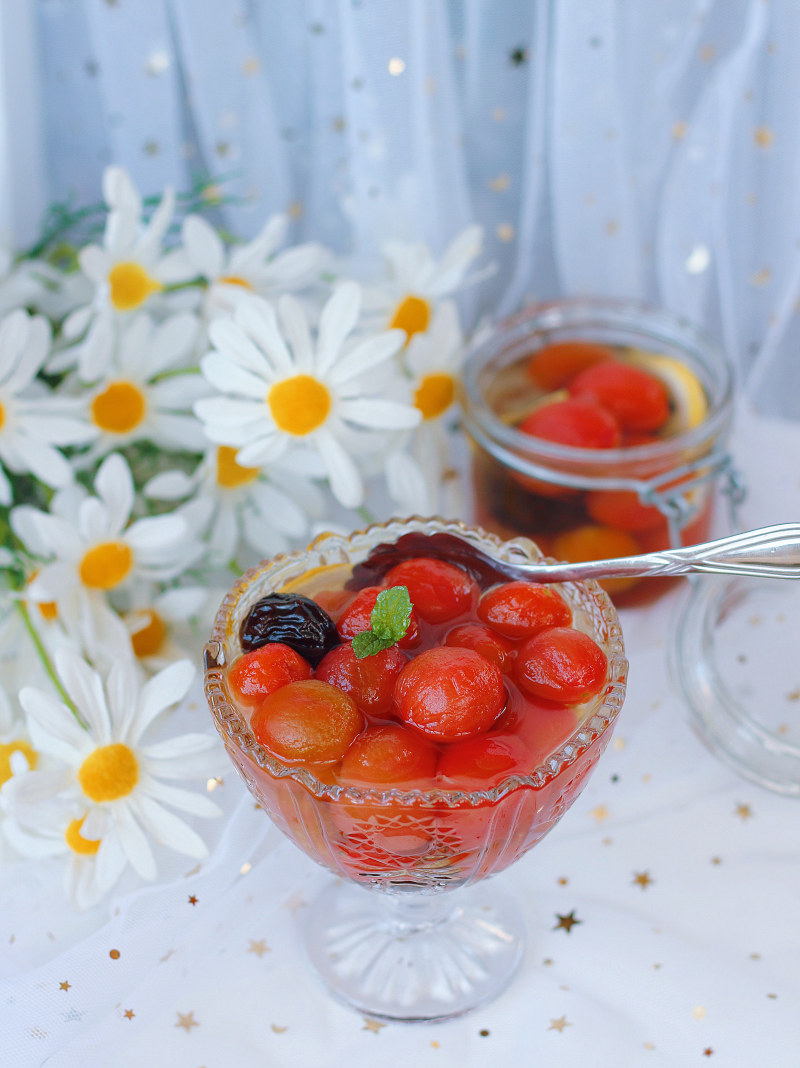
[1,1,799,416]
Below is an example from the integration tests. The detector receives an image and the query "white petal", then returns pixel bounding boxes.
[200,351,268,399]
[234,296,295,376]
[234,433,286,467]
[105,656,141,739]
[124,514,186,552]
[207,317,276,379]
[147,411,208,452]
[91,832,127,898]
[250,482,308,537]
[314,427,363,507]
[329,331,405,385]
[429,224,483,295]
[278,293,314,371]
[5,434,73,489]
[194,395,266,427]
[54,650,113,744]
[138,771,222,815]
[385,449,432,514]
[103,166,141,215]
[315,282,360,375]
[228,213,287,273]
[129,659,195,743]
[112,803,157,880]
[94,453,134,535]
[148,374,210,409]
[20,687,88,762]
[154,586,206,619]
[129,794,210,857]
[182,215,225,280]
[338,398,421,430]
[144,469,196,500]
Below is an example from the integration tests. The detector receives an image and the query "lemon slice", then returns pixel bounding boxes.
[627,349,708,434]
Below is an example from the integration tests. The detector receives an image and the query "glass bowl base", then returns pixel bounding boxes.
[303,878,525,1022]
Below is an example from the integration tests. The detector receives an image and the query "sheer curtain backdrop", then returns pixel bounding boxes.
[1,0,799,416]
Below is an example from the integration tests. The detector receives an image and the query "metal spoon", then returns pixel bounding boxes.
[354,524,800,588]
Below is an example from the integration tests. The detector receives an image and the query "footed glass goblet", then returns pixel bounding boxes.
[203,517,627,1022]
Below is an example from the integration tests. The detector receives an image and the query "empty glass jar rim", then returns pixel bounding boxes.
[460,296,735,467]
[204,517,628,805]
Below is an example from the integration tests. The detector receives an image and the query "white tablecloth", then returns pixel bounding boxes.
[2,403,799,1068]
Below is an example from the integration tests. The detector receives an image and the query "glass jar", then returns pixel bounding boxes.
[460,298,736,605]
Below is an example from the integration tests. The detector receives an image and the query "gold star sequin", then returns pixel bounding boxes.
[492,108,507,122]
[160,949,176,963]
[786,689,800,702]
[496,223,515,242]
[692,1005,707,1020]
[109,949,120,960]
[699,44,716,62]
[672,120,688,140]
[554,910,582,934]
[288,201,304,220]
[749,267,771,287]
[548,1015,571,1032]
[363,1017,386,1033]
[184,863,202,877]
[271,1023,288,1033]
[143,140,160,156]
[735,803,753,820]
[711,856,722,866]
[188,895,198,906]
[488,174,510,192]
[633,871,654,890]
[557,876,568,886]
[59,980,71,991]
[175,1011,199,1033]
[241,57,261,76]
[248,939,270,958]
[605,219,619,235]
[754,126,774,148]
[215,141,232,158]
[283,890,307,912]
[644,1041,655,1050]
[703,1048,714,1057]
[589,804,610,823]
[123,1009,135,1020]
[332,116,346,132]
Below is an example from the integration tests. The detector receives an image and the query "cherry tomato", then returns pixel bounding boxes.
[315,642,407,717]
[444,622,516,671]
[251,679,363,764]
[477,581,572,639]
[518,398,621,449]
[337,585,420,648]
[527,340,615,390]
[514,627,607,703]
[339,723,438,786]
[227,643,312,703]
[383,558,479,624]
[569,360,670,432]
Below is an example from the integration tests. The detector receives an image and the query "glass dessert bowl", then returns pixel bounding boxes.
[461,298,735,605]
[204,517,628,1021]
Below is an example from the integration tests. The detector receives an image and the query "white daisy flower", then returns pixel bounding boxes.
[77,311,208,459]
[11,453,197,660]
[194,284,420,508]
[385,301,470,515]
[178,212,331,317]
[361,224,485,343]
[145,444,324,568]
[9,652,220,906]
[61,167,194,382]
[122,582,208,674]
[0,309,97,503]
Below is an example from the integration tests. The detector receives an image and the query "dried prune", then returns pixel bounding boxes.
[240,593,340,666]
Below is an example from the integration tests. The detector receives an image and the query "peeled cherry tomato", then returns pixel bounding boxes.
[251,679,363,764]
[518,398,621,450]
[527,340,615,391]
[227,643,312,703]
[477,582,572,639]
[315,642,407,717]
[514,627,607,704]
[585,489,666,533]
[444,622,516,671]
[569,361,670,432]
[394,647,505,742]
[551,525,642,597]
[437,732,532,788]
[384,558,478,624]
[339,723,438,786]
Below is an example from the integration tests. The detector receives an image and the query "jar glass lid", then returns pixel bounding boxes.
[672,574,800,796]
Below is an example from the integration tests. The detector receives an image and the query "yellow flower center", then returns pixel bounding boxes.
[64,816,101,856]
[389,295,431,341]
[0,400,5,433]
[108,262,163,311]
[0,739,38,787]
[215,445,260,489]
[79,541,133,590]
[78,743,139,803]
[414,372,456,420]
[130,609,167,658]
[219,275,252,289]
[39,601,59,622]
[267,374,331,435]
[91,381,147,434]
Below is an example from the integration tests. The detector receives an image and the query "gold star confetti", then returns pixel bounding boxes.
[59,980,71,991]
[750,952,761,960]
[589,804,610,823]
[240,862,252,875]
[548,1015,571,1032]
[271,1023,288,1033]
[735,802,753,820]
[288,201,304,220]
[283,890,307,912]
[188,895,198,906]
[767,992,778,999]
[479,1029,490,1036]
[692,1005,707,1021]
[749,267,771,287]
[109,949,120,960]
[653,963,662,970]
[786,689,800,702]
[492,107,507,122]
[711,856,722,866]
[363,1017,386,1033]
[602,836,613,846]
[754,126,774,148]
[496,223,515,242]
[431,1040,440,1048]
[175,1011,199,1033]
[672,120,688,140]
[143,140,160,156]
[425,76,437,95]
[699,44,716,62]
[488,174,510,192]
[248,939,270,958]
[703,1049,714,1057]
[241,56,261,76]
[184,864,202,877]
[557,876,568,886]
[633,871,654,890]
[215,141,231,158]
[644,1041,655,1050]
[554,910,582,934]
[332,116,346,132]
[123,1009,135,1020]
[160,949,176,963]
[605,219,619,235]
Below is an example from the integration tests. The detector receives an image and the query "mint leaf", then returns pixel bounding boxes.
[351,585,412,659]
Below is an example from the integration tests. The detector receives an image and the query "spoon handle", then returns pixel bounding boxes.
[520,523,800,583]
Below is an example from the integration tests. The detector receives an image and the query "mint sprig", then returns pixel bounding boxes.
[351,585,412,659]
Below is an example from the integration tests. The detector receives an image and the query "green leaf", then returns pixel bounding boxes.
[351,585,413,659]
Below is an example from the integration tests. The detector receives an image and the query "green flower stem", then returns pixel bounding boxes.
[15,601,88,730]
[357,505,376,526]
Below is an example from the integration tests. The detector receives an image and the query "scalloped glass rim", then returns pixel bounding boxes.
[460,296,734,467]
[204,516,628,806]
